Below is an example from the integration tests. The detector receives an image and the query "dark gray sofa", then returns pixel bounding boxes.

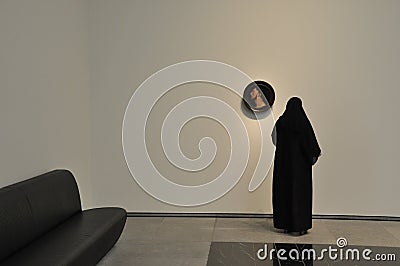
[0,170,126,266]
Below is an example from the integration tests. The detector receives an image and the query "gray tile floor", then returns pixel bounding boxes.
[98,217,400,265]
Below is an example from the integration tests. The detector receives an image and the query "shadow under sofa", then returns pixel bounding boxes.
[0,169,127,266]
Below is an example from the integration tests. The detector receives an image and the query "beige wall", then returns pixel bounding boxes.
[0,0,92,208]
[89,0,400,216]
[1,1,399,216]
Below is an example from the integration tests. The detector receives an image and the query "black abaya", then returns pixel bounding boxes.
[272,97,321,232]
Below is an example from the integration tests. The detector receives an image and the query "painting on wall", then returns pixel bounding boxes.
[242,80,275,113]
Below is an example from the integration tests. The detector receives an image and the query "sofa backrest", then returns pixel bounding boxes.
[0,170,82,261]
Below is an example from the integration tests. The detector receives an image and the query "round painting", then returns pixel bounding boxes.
[243,80,275,112]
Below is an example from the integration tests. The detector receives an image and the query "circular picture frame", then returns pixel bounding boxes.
[243,80,275,112]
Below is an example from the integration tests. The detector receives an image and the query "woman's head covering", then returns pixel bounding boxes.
[280,97,311,132]
[286,96,303,111]
[277,96,321,160]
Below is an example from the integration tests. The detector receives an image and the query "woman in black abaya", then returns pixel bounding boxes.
[272,97,321,236]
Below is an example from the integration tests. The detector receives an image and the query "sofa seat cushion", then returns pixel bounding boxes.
[1,207,126,266]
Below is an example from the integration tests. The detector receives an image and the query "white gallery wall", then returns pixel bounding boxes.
[1,0,400,216]
[0,0,92,208]
[88,0,400,216]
